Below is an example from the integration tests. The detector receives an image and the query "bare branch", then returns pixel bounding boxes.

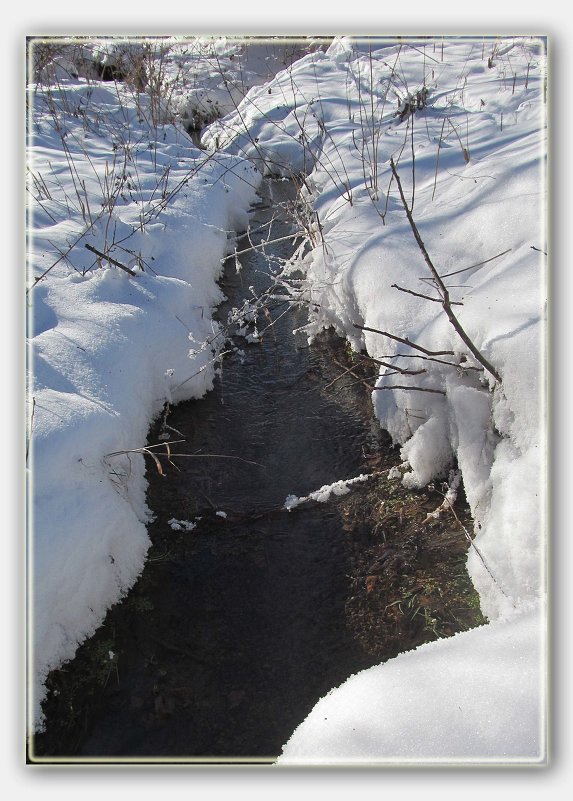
[391,283,463,305]
[331,356,372,391]
[353,323,455,357]
[105,442,265,470]
[389,158,502,383]
[371,384,446,395]
[382,352,484,371]
[324,360,368,390]
[221,232,304,262]
[84,243,137,276]
[360,353,427,376]
[439,487,515,606]
[439,247,512,279]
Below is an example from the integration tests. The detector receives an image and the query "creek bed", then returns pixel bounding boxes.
[32,179,484,762]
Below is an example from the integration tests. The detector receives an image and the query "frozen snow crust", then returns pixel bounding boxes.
[203,36,547,762]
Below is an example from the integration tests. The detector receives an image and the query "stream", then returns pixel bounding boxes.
[34,179,390,761]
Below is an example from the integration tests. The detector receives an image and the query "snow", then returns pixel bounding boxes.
[26,34,548,764]
[202,35,547,764]
[167,518,197,532]
[280,600,546,765]
[283,473,373,510]
[26,39,266,729]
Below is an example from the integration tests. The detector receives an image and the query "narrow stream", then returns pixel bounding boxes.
[35,179,387,761]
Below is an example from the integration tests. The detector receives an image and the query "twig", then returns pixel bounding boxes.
[331,356,372,391]
[380,352,483,371]
[27,216,103,293]
[410,107,416,210]
[84,243,137,276]
[221,232,304,262]
[441,490,515,606]
[353,323,455,357]
[105,441,266,475]
[439,248,512,279]
[360,353,427,376]
[432,118,447,202]
[392,283,463,306]
[371,384,446,395]
[167,452,266,469]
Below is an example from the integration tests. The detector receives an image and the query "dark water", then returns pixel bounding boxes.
[35,179,385,761]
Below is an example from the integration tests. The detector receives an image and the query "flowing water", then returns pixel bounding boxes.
[34,179,387,761]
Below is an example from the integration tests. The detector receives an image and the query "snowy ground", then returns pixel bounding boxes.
[26,35,547,764]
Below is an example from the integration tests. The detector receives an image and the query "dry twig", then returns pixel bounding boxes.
[389,158,501,383]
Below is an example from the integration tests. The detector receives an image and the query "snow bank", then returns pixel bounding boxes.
[204,36,548,762]
[279,599,546,765]
[205,35,547,615]
[27,60,261,730]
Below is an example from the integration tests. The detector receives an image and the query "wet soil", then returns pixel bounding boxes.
[30,180,485,764]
